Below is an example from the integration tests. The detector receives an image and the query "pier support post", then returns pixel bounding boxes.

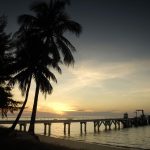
[113,121,117,129]
[68,123,71,135]
[64,122,71,135]
[103,121,107,130]
[44,123,46,135]
[64,123,66,134]
[48,123,51,136]
[44,123,51,135]
[94,121,102,133]
[97,126,99,132]
[105,125,107,130]
[98,121,102,132]
[118,122,120,129]
[80,122,87,134]
[19,124,22,131]
[108,121,111,130]
[24,124,27,131]
[94,121,97,132]
[80,122,82,133]
[104,121,112,130]
[85,122,87,133]
[109,124,111,130]
[19,123,26,132]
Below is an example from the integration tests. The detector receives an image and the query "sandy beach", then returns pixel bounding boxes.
[0,127,145,150]
[38,135,141,150]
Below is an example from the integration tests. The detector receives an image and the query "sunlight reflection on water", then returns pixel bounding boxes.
[1,117,150,149]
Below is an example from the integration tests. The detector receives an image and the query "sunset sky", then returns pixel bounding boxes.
[1,0,150,117]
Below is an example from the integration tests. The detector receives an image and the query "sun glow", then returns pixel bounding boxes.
[50,102,75,115]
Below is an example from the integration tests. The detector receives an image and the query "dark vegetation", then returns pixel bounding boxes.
[0,127,77,150]
[0,0,81,137]
[0,15,22,118]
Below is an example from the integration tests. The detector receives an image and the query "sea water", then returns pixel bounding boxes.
[2,117,150,149]
[35,122,150,149]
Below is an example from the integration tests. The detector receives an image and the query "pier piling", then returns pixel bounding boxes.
[44,123,51,135]
[80,122,87,134]
[19,123,26,131]
[64,122,71,135]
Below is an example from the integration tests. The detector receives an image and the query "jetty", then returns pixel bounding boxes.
[0,110,150,136]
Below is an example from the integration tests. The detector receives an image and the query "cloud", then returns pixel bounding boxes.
[12,59,150,114]
[53,60,139,95]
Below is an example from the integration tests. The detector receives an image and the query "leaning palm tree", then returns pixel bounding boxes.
[9,30,61,131]
[9,66,32,130]
[17,0,82,134]
[9,30,37,130]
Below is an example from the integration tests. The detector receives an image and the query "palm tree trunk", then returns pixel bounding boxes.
[10,75,32,130]
[28,81,40,135]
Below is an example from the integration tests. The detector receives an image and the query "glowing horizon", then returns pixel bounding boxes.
[12,59,150,115]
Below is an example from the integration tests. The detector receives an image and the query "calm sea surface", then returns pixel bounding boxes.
[2,117,150,149]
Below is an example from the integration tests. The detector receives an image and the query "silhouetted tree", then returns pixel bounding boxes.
[0,15,11,82]
[10,30,61,132]
[0,86,22,118]
[18,0,81,65]
[0,15,22,117]
[16,0,82,134]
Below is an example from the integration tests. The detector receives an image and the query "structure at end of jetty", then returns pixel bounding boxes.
[122,109,150,128]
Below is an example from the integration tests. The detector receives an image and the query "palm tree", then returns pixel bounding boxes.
[9,72,32,130]
[9,30,61,131]
[18,0,82,65]
[16,0,82,134]
[9,30,36,130]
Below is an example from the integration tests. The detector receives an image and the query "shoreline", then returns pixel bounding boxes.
[38,134,144,150]
[0,126,147,150]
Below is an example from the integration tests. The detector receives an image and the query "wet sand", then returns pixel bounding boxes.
[38,135,141,150]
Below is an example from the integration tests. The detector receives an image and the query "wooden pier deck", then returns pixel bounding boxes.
[0,116,150,135]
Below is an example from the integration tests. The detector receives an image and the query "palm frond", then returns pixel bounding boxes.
[30,1,49,17]
[61,20,82,36]
[57,38,75,65]
[9,68,31,95]
[39,66,57,83]
[34,73,53,97]
[60,36,76,52]
[49,37,61,61]
[18,14,37,25]
[52,0,70,13]
[50,62,62,74]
